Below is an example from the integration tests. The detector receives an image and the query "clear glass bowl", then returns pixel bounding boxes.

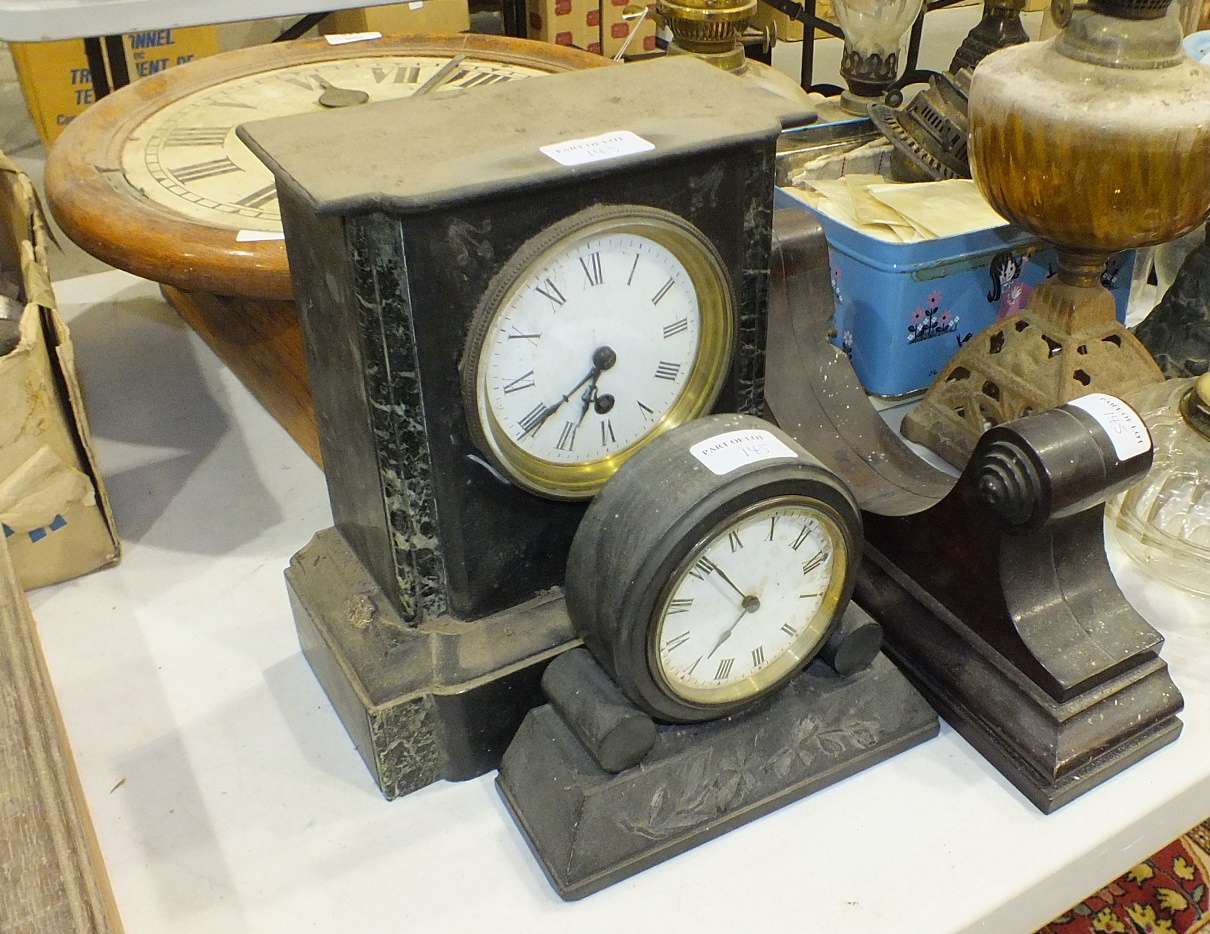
[1107,374,1210,596]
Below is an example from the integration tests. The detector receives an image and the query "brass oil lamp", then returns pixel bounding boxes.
[659,0,758,72]
[657,0,821,107]
[902,0,1210,466]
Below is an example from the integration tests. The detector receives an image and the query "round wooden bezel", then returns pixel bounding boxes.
[44,34,611,299]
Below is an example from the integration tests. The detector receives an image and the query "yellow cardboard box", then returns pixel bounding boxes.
[600,0,657,57]
[0,153,119,590]
[322,1,472,36]
[10,26,221,147]
[526,0,603,53]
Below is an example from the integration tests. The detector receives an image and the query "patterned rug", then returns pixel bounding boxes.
[1037,819,1210,934]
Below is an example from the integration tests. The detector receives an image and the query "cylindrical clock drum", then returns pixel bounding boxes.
[568,413,863,722]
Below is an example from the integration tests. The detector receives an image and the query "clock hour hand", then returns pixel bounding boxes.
[312,75,369,108]
[521,346,616,437]
[577,381,599,425]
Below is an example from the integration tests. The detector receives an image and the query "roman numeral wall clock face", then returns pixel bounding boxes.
[118,56,554,234]
[44,35,610,300]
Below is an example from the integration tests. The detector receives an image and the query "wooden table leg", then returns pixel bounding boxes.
[0,536,124,934]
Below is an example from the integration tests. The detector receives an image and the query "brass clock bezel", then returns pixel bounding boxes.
[649,494,851,707]
[43,34,611,300]
[461,204,737,501]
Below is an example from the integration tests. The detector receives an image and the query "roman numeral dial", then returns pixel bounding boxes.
[119,50,554,233]
[465,205,735,500]
[481,227,699,468]
[654,497,847,702]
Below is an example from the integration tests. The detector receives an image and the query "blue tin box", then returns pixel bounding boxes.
[773,186,1135,397]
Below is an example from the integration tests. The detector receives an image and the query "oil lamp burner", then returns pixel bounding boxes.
[870,68,972,181]
[658,0,758,72]
[657,0,821,106]
[833,0,926,114]
[949,0,1030,73]
[902,0,1210,466]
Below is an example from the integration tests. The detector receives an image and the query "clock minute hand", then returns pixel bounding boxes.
[707,608,746,657]
[413,54,469,96]
[522,366,598,437]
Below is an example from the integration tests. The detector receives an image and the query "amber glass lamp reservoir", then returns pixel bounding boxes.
[903,0,1210,466]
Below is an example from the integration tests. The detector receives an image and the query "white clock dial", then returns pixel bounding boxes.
[482,232,701,464]
[654,498,846,705]
[120,56,548,231]
[464,205,735,500]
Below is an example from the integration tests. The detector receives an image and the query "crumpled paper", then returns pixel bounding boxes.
[786,176,1008,243]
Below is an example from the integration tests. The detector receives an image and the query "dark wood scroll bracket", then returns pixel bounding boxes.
[763,209,1184,812]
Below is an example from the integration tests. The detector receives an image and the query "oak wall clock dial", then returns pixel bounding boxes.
[45,34,610,300]
[240,56,815,797]
[43,35,609,464]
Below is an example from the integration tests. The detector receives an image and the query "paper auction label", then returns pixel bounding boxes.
[236,230,285,242]
[325,32,383,44]
[690,429,798,476]
[539,131,654,167]
[1068,393,1151,461]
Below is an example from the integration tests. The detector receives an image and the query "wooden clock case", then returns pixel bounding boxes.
[44,34,611,463]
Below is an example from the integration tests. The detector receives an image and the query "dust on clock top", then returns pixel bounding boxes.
[236,56,816,218]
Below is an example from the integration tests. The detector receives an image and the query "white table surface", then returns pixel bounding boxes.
[29,269,1210,934]
[0,0,403,42]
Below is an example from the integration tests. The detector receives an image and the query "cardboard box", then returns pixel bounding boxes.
[10,26,221,147]
[527,0,602,52]
[0,152,119,590]
[322,1,471,36]
[600,0,657,57]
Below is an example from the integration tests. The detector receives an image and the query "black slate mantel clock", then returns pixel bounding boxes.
[238,56,815,798]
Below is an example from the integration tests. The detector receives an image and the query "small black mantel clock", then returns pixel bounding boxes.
[238,56,816,798]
